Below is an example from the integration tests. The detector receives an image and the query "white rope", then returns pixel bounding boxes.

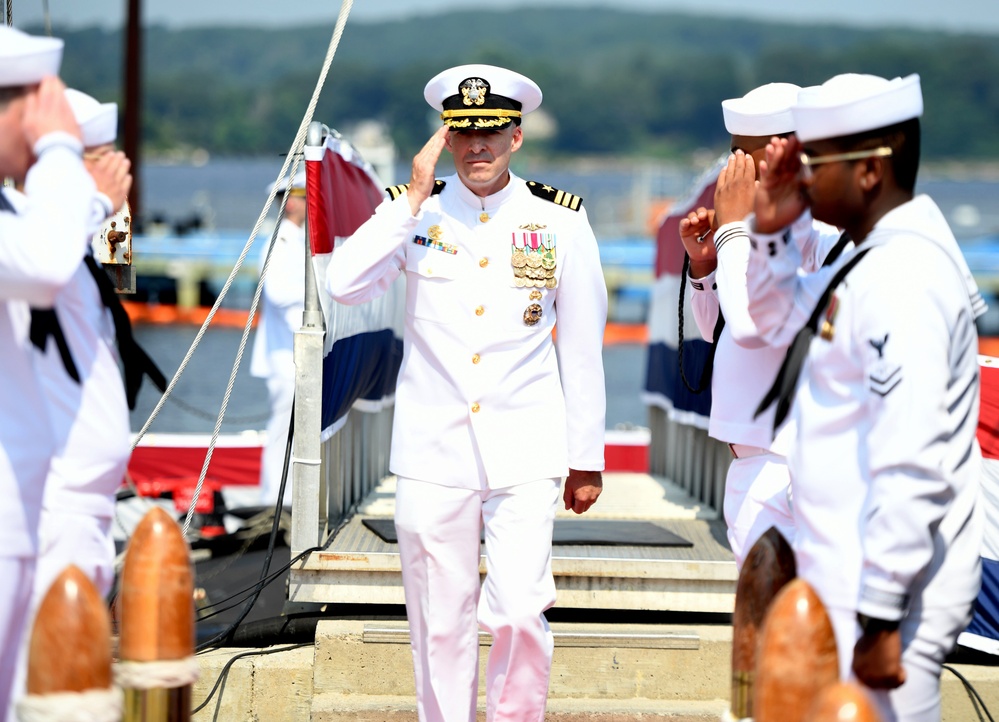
[16,687,122,722]
[123,0,355,537]
[114,657,200,690]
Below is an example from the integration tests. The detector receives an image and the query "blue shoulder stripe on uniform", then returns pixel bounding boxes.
[526,180,583,211]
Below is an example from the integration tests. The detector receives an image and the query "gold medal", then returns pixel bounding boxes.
[523,303,543,326]
[526,254,542,269]
[515,277,527,287]
[511,250,528,268]
[545,277,557,289]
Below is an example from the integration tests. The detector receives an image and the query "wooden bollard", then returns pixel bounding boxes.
[18,565,120,720]
[753,578,839,722]
[807,681,884,721]
[118,507,197,722]
[729,526,797,720]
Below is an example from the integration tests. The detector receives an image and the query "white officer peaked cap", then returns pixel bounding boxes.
[722,82,802,137]
[65,88,118,147]
[425,64,542,130]
[792,73,923,143]
[0,25,63,88]
[267,169,306,196]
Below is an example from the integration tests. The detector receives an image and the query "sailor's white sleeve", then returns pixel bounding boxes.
[713,221,767,349]
[792,212,845,273]
[856,253,974,621]
[745,214,828,349]
[554,207,607,472]
[689,268,720,342]
[0,133,95,305]
[326,195,417,306]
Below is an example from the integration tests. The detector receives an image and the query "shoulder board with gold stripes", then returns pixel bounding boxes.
[385,180,447,201]
[525,181,583,211]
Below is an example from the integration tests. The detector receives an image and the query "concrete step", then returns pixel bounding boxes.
[191,620,999,721]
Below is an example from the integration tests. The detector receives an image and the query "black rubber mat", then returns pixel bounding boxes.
[362,518,693,547]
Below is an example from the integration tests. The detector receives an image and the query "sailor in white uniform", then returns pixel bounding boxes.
[250,171,307,508]
[29,88,131,606]
[4,87,134,719]
[746,73,985,721]
[679,83,845,567]
[327,64,607,722]
[0,26,106,716]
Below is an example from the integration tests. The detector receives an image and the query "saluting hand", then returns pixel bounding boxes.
[563,469,602,515]
[87,151,133,213]
[678,207,717,279]
[407,125,449,216]
[22,76,81,147]
[714,150,756,227]
[755,135,807,234]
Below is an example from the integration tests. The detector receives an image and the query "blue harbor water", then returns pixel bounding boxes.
[129,157,999,436]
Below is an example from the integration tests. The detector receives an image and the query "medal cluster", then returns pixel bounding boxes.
[512,227,556,325]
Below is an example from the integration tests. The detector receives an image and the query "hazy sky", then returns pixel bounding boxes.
[10,0,999,34]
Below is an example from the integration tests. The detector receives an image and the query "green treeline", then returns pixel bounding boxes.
[44,8,999,160]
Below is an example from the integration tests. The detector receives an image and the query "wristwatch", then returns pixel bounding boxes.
[857,613,901,634]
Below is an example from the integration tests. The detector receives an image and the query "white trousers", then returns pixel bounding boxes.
[0,557,33,722]
[394,477,560,722]
[827,603,972,722]
[8,511,117,719]
[260,373,295,507]
[722,451,795,569]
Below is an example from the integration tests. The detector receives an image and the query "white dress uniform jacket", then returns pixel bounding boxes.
[690,212,843,453]
[0,133,95,558]
[327,172,607,488]
[250,217,306,381]
[745,195,984,625]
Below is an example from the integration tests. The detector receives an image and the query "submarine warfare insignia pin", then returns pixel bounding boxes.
[524,303,543,326]
[511,230,557,288]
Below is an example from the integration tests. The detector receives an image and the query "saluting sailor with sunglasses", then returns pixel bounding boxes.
[327,64,607,722]
[746,74,986,721]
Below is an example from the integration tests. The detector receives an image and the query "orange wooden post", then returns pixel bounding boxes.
[118,507,197,722]
[18,565,120,720]
[753,578,840,722]
[729,526,797,720]
[807,681,884,722]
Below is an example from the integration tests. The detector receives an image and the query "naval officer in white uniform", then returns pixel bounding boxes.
[327,64,607,722]
[250,171,307,508]
[678,83,845,567]
[0,25,129,716]
[746,73,985,721]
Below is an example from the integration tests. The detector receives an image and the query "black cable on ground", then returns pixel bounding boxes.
[193,643,310,718]
[943,663,996,722]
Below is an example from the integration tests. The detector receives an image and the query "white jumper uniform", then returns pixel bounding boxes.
[250,217,306,507]
[0,133,95,717]
[690,212,842,566]
[746,195,985,721]
[327,172,607,722]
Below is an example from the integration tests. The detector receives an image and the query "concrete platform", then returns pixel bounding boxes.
[289,473,737,614]
[191,619,999,721]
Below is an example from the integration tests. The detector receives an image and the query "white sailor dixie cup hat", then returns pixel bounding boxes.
[66,89,118,147]
[722,82,802,137]
[792,73,923,143]
[267,170,306,197]
[0,25,63,88]
[424,64,543,130]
